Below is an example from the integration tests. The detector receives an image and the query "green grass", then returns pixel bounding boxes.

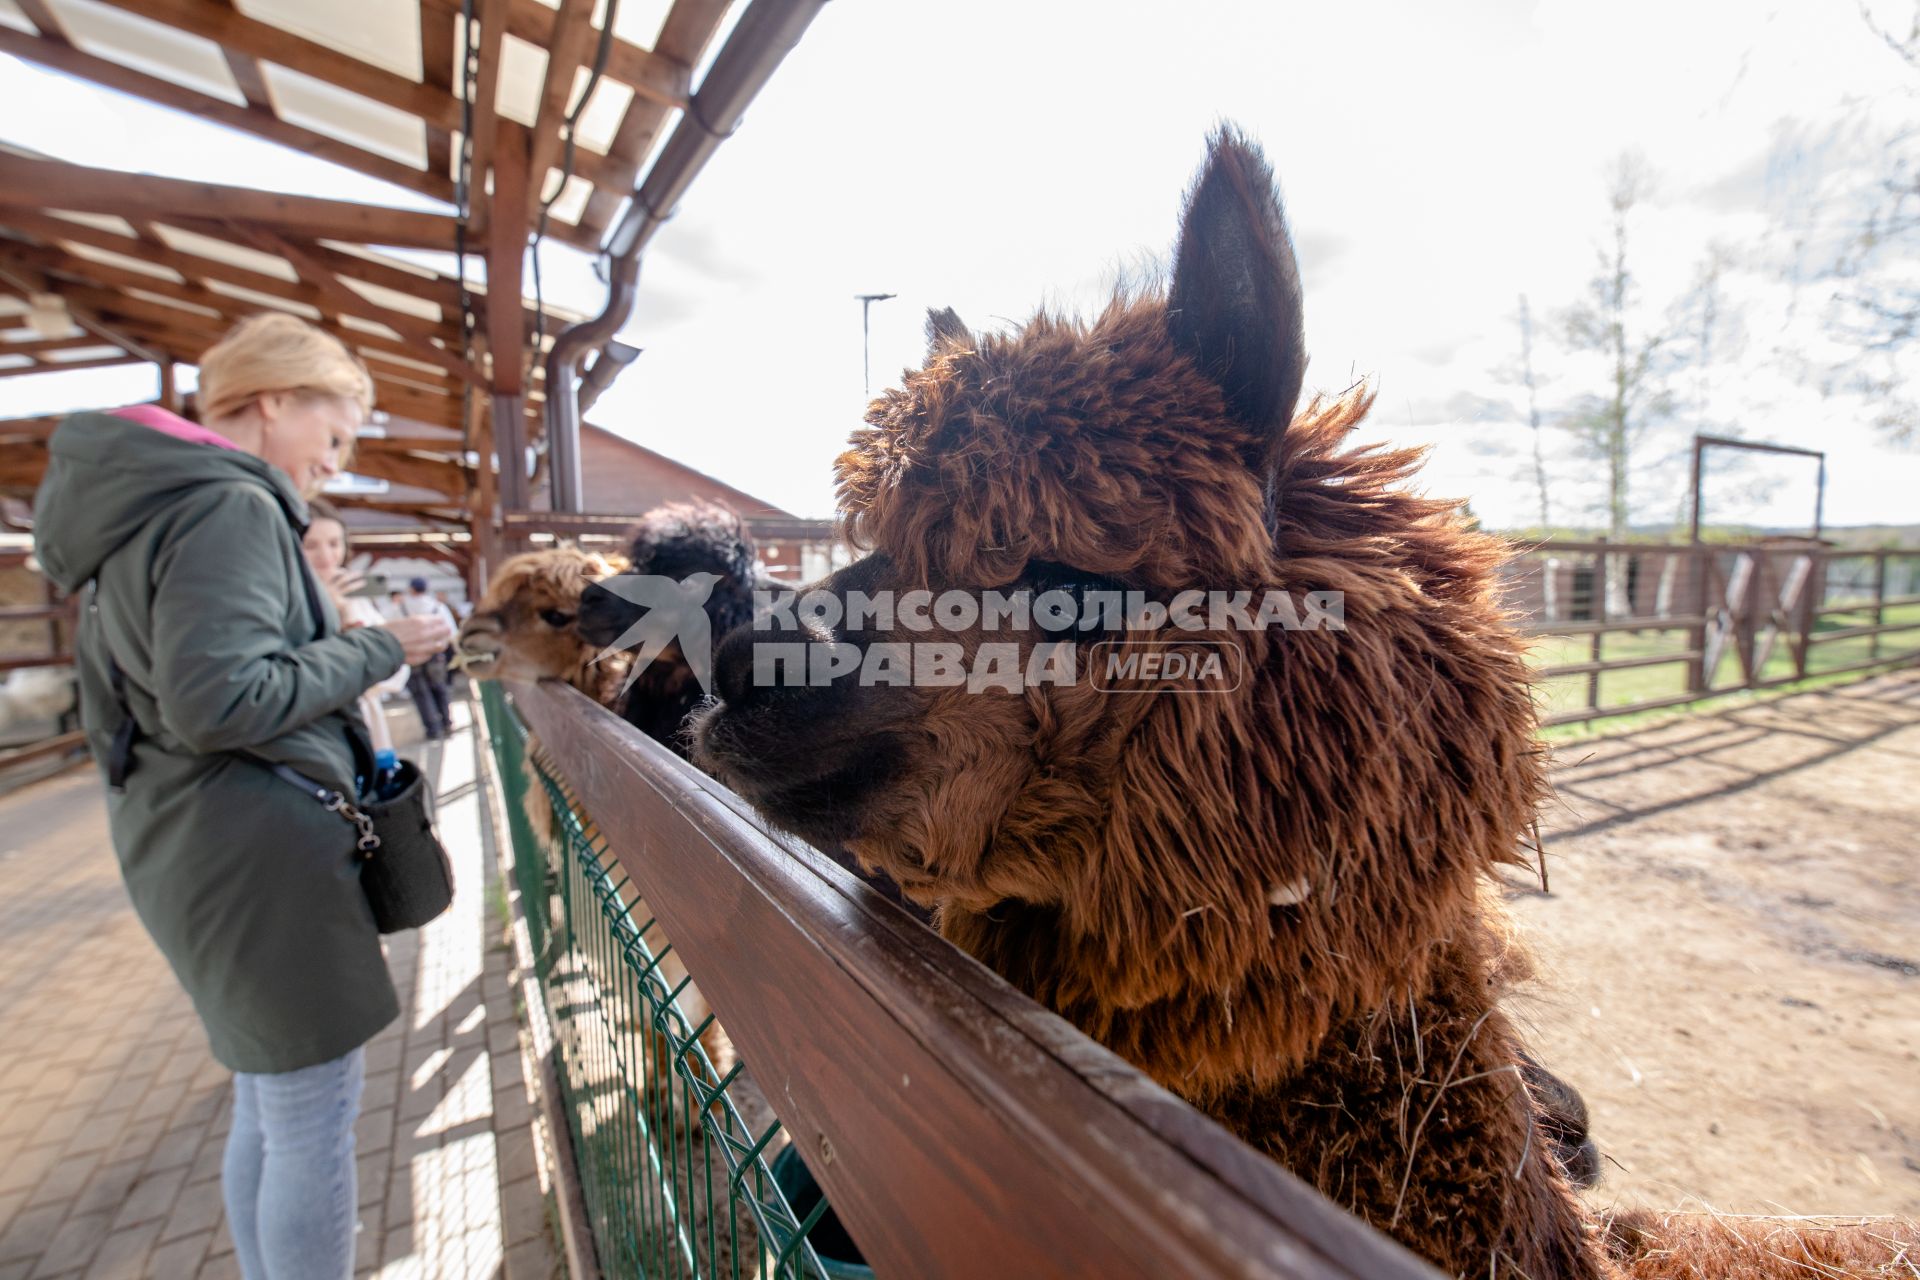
[1526,601,1920,736]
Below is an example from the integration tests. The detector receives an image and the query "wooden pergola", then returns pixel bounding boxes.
[0,0,825,585]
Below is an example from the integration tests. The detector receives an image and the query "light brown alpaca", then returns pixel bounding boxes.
[692,129,1916,1277]
[456,545,629,699]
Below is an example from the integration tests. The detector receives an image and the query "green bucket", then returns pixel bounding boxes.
[768,1145,875,1279]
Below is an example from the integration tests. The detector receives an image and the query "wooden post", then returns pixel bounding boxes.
[468,386,498,599]
[1588,539,1606,714]
[1871,551,1887,662]
[1686,544,1709,695]
[157,359,177,412]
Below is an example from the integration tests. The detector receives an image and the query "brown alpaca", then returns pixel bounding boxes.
[692,129,1916,1277]
[455,545,630,701]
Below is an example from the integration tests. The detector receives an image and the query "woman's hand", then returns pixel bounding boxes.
[318,564,366,612]
[380,615,454,666]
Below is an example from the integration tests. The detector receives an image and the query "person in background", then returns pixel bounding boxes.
[399,577,457,740]
[33,313,453,1280]
[436,589,472,624]
[301,501,410,755]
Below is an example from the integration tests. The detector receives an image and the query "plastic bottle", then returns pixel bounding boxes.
[373,749,400,799]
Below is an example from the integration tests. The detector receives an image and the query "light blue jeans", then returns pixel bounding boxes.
[222,1046,365,1280]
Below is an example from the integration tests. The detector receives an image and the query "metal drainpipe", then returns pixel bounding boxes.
[544,0,830,512]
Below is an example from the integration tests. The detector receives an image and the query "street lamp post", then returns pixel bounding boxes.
[855,292,897,399]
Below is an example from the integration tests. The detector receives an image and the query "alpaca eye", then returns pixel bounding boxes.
[539,609,574,628]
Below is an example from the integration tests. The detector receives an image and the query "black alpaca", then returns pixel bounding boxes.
[577,500,762,757]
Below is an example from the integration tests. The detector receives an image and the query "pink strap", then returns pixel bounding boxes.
[108,403,240,451]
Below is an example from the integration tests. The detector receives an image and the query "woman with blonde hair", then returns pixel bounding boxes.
[35,313,452,1280]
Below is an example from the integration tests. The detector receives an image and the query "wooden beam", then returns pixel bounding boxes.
[51,289,470,413]
[0,239,472,377]
[419,0,459,186]
[577,98,664,240]
[467,0,509,229]
[222,224,476,383]
[38,208,461,311]
[0,355,142,379]
[95,0,465,130]
[420,0,689,108]
[0,259,164,364]
[0,209,459,340]
[487,125,530,396]
[525,0,598,228]
[0,334,118,357]
[347,448,469,496]
[163,220,466,314]
[158,359,178,411]
[0,154,461,251]
[573,0,723,241]
[331,498,468,525]
[0,29,453,206]
[14,0,68,40]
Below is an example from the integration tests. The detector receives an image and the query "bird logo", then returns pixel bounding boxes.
[588,572,723,696]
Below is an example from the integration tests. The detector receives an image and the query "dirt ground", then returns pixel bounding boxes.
[1502,666,1920,1219]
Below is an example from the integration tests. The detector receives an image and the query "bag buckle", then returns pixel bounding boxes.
[325,790,383,856]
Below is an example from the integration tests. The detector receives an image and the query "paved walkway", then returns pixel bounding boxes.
[0,694,555,1279]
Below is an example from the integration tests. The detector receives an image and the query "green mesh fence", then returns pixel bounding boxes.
[480,682,860,1280]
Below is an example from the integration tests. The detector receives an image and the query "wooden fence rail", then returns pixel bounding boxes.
[1510,541,1920,725]
[511,679,1437,1280]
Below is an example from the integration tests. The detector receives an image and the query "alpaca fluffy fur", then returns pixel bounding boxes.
[697,130,1916,1278]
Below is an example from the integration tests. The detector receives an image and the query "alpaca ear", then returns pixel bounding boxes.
[1168,127,1307,448]
[925,306,971,356]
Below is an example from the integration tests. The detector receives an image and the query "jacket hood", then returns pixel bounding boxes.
[33,409,309,592]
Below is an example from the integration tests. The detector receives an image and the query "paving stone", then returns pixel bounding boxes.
[66,1162,140,1222]
[0,1193,24,1238]
[504,1235,557,1280]
[107,1166,186,1232]
[27,1209,109,1278]
[493,1127,538,1188]
[61,1110,129,1159]
[138,1128,199,1178]
[0,1206,65,1266]
[353,1107,394,1157]
[155,1179,221,1246]
[142,1231,210,1280]
[0,1150,58,1199]
[23,1156,95,1211]
[78,1219,162,1280]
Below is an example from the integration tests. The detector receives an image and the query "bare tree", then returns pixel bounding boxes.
[1560,153,1674,614]
[1807,3,1920,444]
[1657,246,1736,614]
[1517,295,1552,531]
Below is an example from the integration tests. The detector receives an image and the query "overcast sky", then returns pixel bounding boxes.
[3,0,1918,529]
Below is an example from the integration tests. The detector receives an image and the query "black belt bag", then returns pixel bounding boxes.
[264,757,454,935]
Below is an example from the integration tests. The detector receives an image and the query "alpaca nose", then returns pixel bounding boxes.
[456,615,501,656]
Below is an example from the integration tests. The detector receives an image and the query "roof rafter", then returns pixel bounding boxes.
[94,0,465,131]
[0,154,463,251]
[0,29,454,206]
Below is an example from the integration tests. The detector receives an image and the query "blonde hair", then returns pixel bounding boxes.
[197,314,374,425]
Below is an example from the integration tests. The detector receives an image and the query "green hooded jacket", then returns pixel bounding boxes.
[35,408,409,1074]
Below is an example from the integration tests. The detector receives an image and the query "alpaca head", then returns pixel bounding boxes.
[457,545,626,694]
[577,500,761,652]
[694,128,1544,1089]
